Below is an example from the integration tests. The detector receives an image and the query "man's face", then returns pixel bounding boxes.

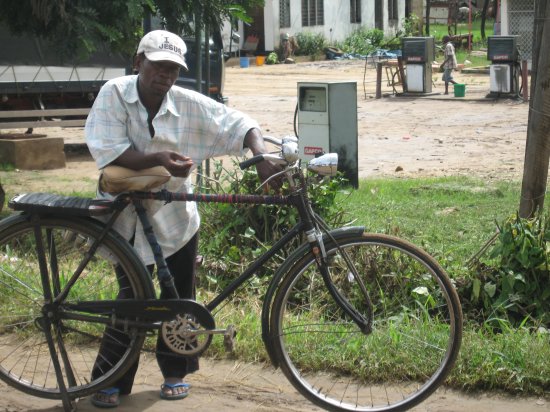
[136,55,181,97]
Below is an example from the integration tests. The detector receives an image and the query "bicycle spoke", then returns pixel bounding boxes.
[272,233,462,412]
[0,216,151,398]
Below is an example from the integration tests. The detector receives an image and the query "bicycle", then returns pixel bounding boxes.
[0,136,462,412]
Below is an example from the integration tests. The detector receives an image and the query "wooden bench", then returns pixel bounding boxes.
[0,108,89,130]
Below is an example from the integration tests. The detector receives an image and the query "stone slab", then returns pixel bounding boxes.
[0,137,66,170]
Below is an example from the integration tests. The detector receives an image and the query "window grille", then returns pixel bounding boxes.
[280,0,291,28]
[350,0,361,23]
[302,0,324,26]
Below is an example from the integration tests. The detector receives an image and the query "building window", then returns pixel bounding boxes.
[350,0,361,23]
[388,0,398,21]
[302,0,324,26]
[280,0,291,28]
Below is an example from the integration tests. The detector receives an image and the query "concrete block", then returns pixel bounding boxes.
[0,136,66,170]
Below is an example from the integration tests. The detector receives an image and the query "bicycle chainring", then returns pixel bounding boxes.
[160,301,215,357]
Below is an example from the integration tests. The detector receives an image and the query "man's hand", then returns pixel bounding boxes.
[157,151,194,178]
[243,128,284,191]
[256,159,283,192]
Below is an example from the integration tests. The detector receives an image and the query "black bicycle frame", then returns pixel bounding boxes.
[44,186,370,335]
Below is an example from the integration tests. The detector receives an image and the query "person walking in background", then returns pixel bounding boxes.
[440,35,458,95]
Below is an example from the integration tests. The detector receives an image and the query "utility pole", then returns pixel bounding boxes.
[519,0,550,217]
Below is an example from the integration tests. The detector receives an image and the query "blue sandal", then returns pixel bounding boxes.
[91,387,120,408]
[160,382,190,400]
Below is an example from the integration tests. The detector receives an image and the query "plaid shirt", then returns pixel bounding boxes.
[85,75,258,264]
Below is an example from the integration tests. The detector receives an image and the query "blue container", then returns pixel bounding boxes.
[239,57,250,68]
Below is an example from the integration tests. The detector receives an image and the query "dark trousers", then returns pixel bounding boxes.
[91,234,199,395]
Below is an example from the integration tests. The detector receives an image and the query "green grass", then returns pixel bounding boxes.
[1,174,548,395]
[341,177,519,268]
[430,20,494,67]
[199,292,550,395]
[194,176,549,395]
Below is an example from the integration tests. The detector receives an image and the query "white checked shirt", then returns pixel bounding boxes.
[85,75,259,265]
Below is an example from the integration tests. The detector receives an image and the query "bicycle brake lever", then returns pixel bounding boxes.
[255,167,293,192]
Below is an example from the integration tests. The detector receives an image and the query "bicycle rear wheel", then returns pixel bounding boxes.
[270,233,462,412]
[0,214,154,399]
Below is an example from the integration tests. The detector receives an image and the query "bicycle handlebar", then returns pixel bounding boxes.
[239,136,300,170]
[239,135,338,178]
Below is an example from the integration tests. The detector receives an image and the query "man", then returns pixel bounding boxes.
[85,29,280,408]
[440,35,458,95]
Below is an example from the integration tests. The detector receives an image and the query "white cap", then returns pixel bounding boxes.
[137,30,188,70]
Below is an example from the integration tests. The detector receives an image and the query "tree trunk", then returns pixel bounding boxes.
[425,0,431,35]
[480,0,490,40]
[519,1,550,217]
[0,183,4,213]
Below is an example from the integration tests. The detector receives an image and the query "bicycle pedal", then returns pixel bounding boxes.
[223,325,237,353]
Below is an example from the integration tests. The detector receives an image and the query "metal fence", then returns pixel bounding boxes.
[508,0,534,61]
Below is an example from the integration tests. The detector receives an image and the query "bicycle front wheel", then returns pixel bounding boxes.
[270,233,462,412]
[0,214,154,399]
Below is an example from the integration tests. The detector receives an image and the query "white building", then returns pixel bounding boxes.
[224,0,407,55]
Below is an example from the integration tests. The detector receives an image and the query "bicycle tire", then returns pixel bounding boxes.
[270,232,462,412]
[0,214,155,400]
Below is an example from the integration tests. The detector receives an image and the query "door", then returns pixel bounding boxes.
[243,7,265,54]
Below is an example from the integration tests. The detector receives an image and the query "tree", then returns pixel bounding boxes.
[0,0,264,61]
[0,0,150,61]
[480,0,492,40]
[519,0,550,217]
[425,0,432,35]
[154,0,263,35]
[0,183,4,213]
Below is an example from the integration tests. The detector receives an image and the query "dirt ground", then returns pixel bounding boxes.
[0,60,546,411]
[0,58,529,197]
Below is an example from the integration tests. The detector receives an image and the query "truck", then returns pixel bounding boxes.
[0,20,227,131]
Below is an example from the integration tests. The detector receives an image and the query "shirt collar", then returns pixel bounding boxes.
[123,75,181,117]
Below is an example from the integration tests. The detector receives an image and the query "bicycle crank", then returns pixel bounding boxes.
[161,316,237,356]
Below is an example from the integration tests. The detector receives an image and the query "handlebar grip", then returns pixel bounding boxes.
[239,155,264,170]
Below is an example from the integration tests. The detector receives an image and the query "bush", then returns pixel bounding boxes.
[340,28,385,55]
[294,32,327,56]
[266,52,278,64]
[461,212,550,327]
[197,158,350,291]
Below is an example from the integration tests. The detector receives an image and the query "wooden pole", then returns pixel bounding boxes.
[519,1,550,217]
[468,0,472,51]
[397,56,407,93]
[521,60,529,102]
[376,62,383,99]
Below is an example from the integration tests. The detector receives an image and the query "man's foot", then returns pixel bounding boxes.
[91,387,120,408]
[160,378,190,400]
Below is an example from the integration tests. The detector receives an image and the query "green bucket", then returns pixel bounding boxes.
[454,83,466,97]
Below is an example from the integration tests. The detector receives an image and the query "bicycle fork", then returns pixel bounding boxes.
[306,228,374,335]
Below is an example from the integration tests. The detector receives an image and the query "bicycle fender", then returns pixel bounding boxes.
[261,225,365,368]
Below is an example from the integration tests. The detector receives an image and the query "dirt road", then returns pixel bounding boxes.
[0,58,529,196]
[0,356,547,412]
[0,60,544,411]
